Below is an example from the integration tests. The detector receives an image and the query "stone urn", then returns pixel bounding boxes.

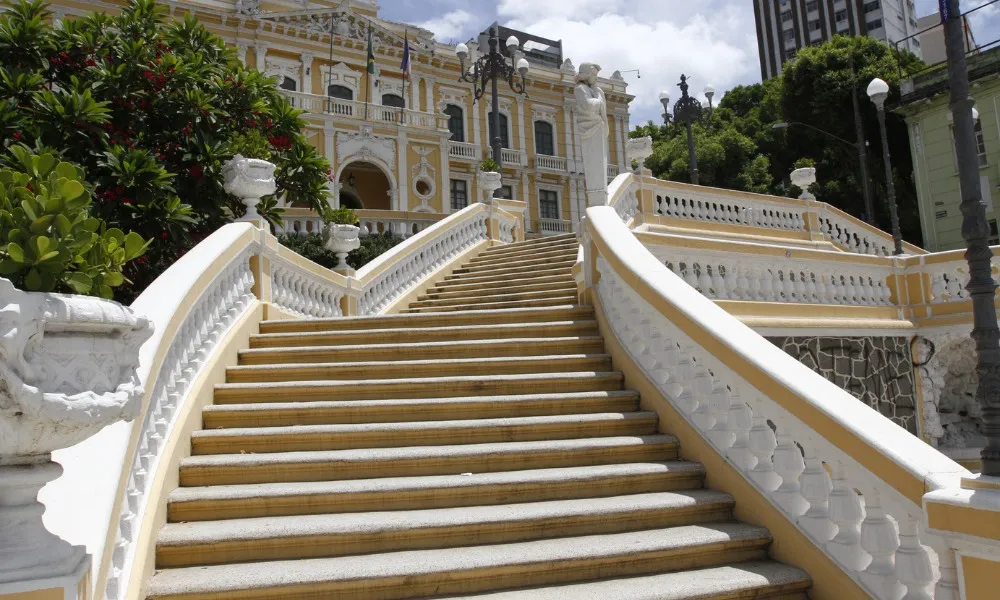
[625,136,653,172]
[324,223,361,273]
[790,166,817,200]
[222,155,277,224]
[0,278,152,585]
[479,170,502,203]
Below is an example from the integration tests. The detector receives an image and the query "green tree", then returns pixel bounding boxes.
[0,0,333,300]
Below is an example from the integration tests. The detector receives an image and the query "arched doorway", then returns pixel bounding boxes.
[338,161,392,210]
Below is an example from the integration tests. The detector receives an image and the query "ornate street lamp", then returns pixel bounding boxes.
[663,75,713,185]
[455,26,529,174]
[942,0,1000,476]
[866,77,904,256]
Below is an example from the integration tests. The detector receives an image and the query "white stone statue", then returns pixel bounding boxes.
[575,63,609,206]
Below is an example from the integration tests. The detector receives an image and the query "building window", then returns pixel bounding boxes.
[327,84,353,100]
[534,121,554,156]
[863,0,880,12]
[783,29,795,42]
[280,76,296,91]
[835,9,848,22]
[976,119,988,167]
[785,48,797,60]
[808,20,821,31]
[499,185,513,200]
[539,189,559,220]
[450,179,468,210]
[488,112,510,148]
[866,18,883,31]
[444,104,464,142]
[990,220,1000,245]
[781,10,792,22]
[382,93,405,108]
[805,0,818,12]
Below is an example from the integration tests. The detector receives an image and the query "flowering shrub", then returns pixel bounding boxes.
[0,0,333,302]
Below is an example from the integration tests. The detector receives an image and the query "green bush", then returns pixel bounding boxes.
[480,157,500,172]
[0,0,333,301]
[0,145,148,297]
[793,157,816,170]
[279,232,404,270]
[325,206,358,225]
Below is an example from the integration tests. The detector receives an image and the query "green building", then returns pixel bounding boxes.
[898,46,1000,251]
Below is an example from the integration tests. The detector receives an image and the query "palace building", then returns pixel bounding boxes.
[49,0,634,235]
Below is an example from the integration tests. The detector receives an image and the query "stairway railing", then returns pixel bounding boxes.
[84,200,522,600]
[583,205,968,599]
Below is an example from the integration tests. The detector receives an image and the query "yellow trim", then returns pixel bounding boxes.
[960,555,1000,600]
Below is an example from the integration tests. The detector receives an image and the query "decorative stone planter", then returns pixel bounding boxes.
[324,223,361,273]
[222,155,277,224]
[478,170,503,203]
[790,166,817,200]
[0,278,152,586]
[625,136,653,171]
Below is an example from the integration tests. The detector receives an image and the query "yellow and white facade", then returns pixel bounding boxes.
[49,0,634,234]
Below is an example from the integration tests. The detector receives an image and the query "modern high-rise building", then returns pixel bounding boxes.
[753,0,922,80]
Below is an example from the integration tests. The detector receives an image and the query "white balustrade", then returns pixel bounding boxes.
[449,141,479,161]
[534,154,568,172]
[817,210,895,256]
[927,261,972,303]
[279,90,438,130]
[647,245,894,307]
[270,261,345,319]
[607,164,619,180]
[500,147,523,167]
[277,214,325,237]
[278,213,442,240]
[651,187,806,232]
[537,218,573,235]
[608,175,639,226]
[587,205,968,600]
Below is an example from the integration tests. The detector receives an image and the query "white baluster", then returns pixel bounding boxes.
[930,542,961,600]
[860,488,903,599]
[706,383,735,449]
[748,415,780,490]
[726,391,754,471]
[689,364,715,429]
[895,515,934,600]
[826,462,866,571]
[772,433,808,516]
[797,449,835,542]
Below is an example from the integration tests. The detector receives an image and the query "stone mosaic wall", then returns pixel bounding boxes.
[767,336,917,434]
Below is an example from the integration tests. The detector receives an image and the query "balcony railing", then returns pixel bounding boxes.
[276,208,447,239]
[607,164,620,180]
[531,218,573,235]
[534,154,568,172]
[501,147,524,167]
[449,141,479,161]
[280,90,440,130]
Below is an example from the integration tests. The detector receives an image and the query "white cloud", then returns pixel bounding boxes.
[414,9,477,43]
[497,0,760,127]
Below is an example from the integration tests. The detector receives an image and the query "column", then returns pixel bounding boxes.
[569,174,580,229]
[473,98,482,150]
[573,110,583,173]
[410,73,420,111]
[254,43,268,71]
[424,77,435,118]
[521,171,531,230]
[397,132,408,211]
[440,141,451,213]
[562,103,574,171]
[620,112,630,168]
[235,43,249,66]
[615,113,625,169]
[516,97,528,166]
[325,125,337,208]
[300,53,313,94]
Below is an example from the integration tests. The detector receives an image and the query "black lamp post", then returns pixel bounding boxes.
[660,75,713,185]
[455,25,529,174]
[865,78,904,256]
[942,0,1000,476]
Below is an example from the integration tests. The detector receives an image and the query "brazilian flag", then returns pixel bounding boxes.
[366,23,375,74]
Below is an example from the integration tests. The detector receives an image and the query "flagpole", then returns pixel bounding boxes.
[326,11,334,114]
[365,20,371,121]
[401,29,407,112]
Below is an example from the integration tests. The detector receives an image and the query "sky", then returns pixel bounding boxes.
[377,0,1000,128]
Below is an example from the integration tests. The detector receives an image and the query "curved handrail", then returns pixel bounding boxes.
[585,205,967,598]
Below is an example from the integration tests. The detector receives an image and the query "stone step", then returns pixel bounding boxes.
[213,371,624,404]
[412,287,578,308]
[423,279,576,299]
[431,562,811,600]
[190,412,659,455]
[431,272,575,293]
[449,259,577,278]
[403,296,578,314]
[249,319,599,349]
[167,461,706,522]
[484,236,578,257]
[257,305,593,334]
[146,523,771,600]
[156,491,734,568]
[178,435,680,486]
[467,245,580,267]
[238,336,605,366]
[439,266,575,287]
[412,287,577,308]
[226,354,614,384]
[201,390,639,429]
[459,253,578,273]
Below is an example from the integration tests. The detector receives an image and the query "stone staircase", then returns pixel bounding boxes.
[146,233,810,599]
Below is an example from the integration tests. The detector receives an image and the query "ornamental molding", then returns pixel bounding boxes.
[323,62,361,92]
[264,55,300,84]
[337,126,396,171]
[439,86,470,103]
[410,146,437,210]
[531,105,558,124]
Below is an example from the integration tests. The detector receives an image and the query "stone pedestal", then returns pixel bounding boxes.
[0,278,152,599]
